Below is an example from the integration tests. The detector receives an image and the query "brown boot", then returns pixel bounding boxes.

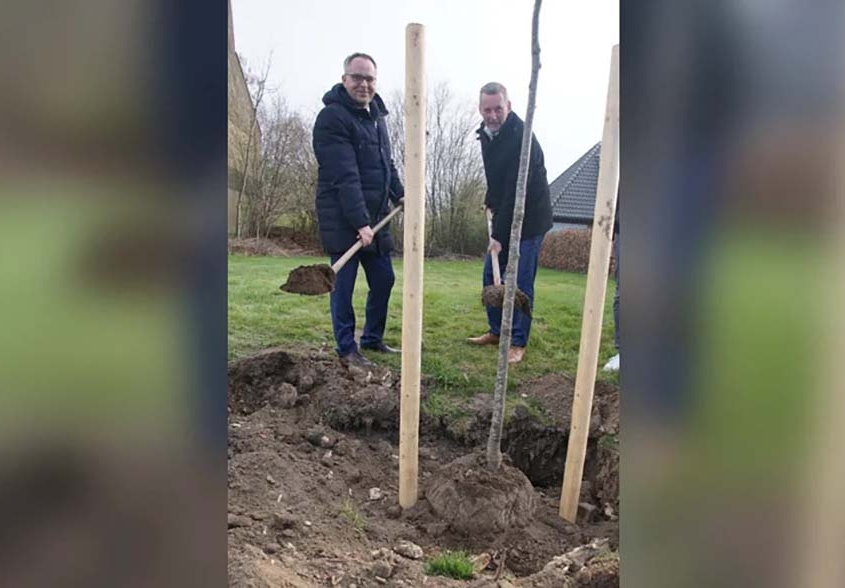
[507,346,525,364]
[467,332,500,345]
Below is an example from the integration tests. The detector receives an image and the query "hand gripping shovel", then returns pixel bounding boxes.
[280,204,403,295]
[481,209,532,317]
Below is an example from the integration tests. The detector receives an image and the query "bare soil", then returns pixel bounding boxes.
[228,348,619,587]
[279,264,336,296]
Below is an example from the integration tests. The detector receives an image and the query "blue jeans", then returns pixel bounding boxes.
[329,250,395,356]
[483,234,545,347]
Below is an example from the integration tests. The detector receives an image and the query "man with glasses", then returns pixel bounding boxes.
[313,52,404,368]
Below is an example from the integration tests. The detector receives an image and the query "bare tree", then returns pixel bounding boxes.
[241,96,317,238]
[233,55,271,238]
[387,83,487,255]
[387,90,406,181]
[487,0,543,470]
[426,84,487,254]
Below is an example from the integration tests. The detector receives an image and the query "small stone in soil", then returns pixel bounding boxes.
[271,382,298,408]
[227,514,252,528]
[272,513,298,530]
[471,553,493,573]
[393,540,423,560]
[266,475,277,485]
[281,529,296,539]
[371,560,393,579]
[578,502,599,524]
[264,543,281,554]
[368,488,383,501]
[306,429,335,448]
[386,505,402,519]
[321,451,334,467]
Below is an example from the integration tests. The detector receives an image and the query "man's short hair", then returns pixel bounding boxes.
[344,52,378,72]
[480,82,508,102]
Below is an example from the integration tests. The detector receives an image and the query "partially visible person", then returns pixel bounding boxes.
[604,233,621,371]
[312,52,404,368]
[605,194,620,372]
[467,82,553,364]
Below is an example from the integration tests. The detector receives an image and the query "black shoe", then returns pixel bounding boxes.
[340,350,375,368]
[360,342,401,354]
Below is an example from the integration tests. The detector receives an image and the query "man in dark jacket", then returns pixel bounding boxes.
[467,82,553,364]
[313,52,404,367]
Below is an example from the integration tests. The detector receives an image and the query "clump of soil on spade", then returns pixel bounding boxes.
[482,284,532,316]
[279,264,335,295]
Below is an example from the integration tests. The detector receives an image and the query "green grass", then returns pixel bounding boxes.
[424,551,475,580]
[229,254,617,415]
[338,498,367,532]
[599,433,620,451]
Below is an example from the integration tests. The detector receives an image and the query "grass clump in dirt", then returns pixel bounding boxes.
[338,499,367,532]
[424,551,474,580]
[598,434,619,451]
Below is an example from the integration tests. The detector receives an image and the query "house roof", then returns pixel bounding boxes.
[549,142,601,224]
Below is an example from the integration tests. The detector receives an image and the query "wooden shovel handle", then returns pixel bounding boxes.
[486,208,502,286]
[331,203,404,273]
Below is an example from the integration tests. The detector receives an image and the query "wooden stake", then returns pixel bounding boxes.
[399,23,426,509]
[560,44,620,522]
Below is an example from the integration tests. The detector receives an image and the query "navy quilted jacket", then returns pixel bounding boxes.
[313,84,404,254]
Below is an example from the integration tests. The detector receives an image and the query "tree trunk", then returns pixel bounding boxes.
[486,0,543,471]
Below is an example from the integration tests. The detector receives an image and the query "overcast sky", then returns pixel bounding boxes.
[231,0,618,179]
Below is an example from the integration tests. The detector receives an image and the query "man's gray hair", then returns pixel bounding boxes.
[479,82,508,102]
[343,52,378,72]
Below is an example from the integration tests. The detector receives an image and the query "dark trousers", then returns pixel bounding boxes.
[483,234,545,347]
[329,250,395,356]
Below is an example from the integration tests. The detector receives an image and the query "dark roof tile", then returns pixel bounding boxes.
[549,142,601,223]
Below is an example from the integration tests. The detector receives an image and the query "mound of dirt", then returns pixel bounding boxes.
[426,453,537,537]
[227,347,619,586]
[520,538,619,588]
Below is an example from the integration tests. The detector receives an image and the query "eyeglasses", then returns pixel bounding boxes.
[344,73,377,85]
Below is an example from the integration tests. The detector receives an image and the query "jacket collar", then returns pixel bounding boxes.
[323,83,389,118]
[476,111,520,142]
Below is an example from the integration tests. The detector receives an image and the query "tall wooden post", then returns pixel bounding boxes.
[399,23,426,509]
[560,44,620,522]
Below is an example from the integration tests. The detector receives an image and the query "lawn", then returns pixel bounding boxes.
[229,254,618,407]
